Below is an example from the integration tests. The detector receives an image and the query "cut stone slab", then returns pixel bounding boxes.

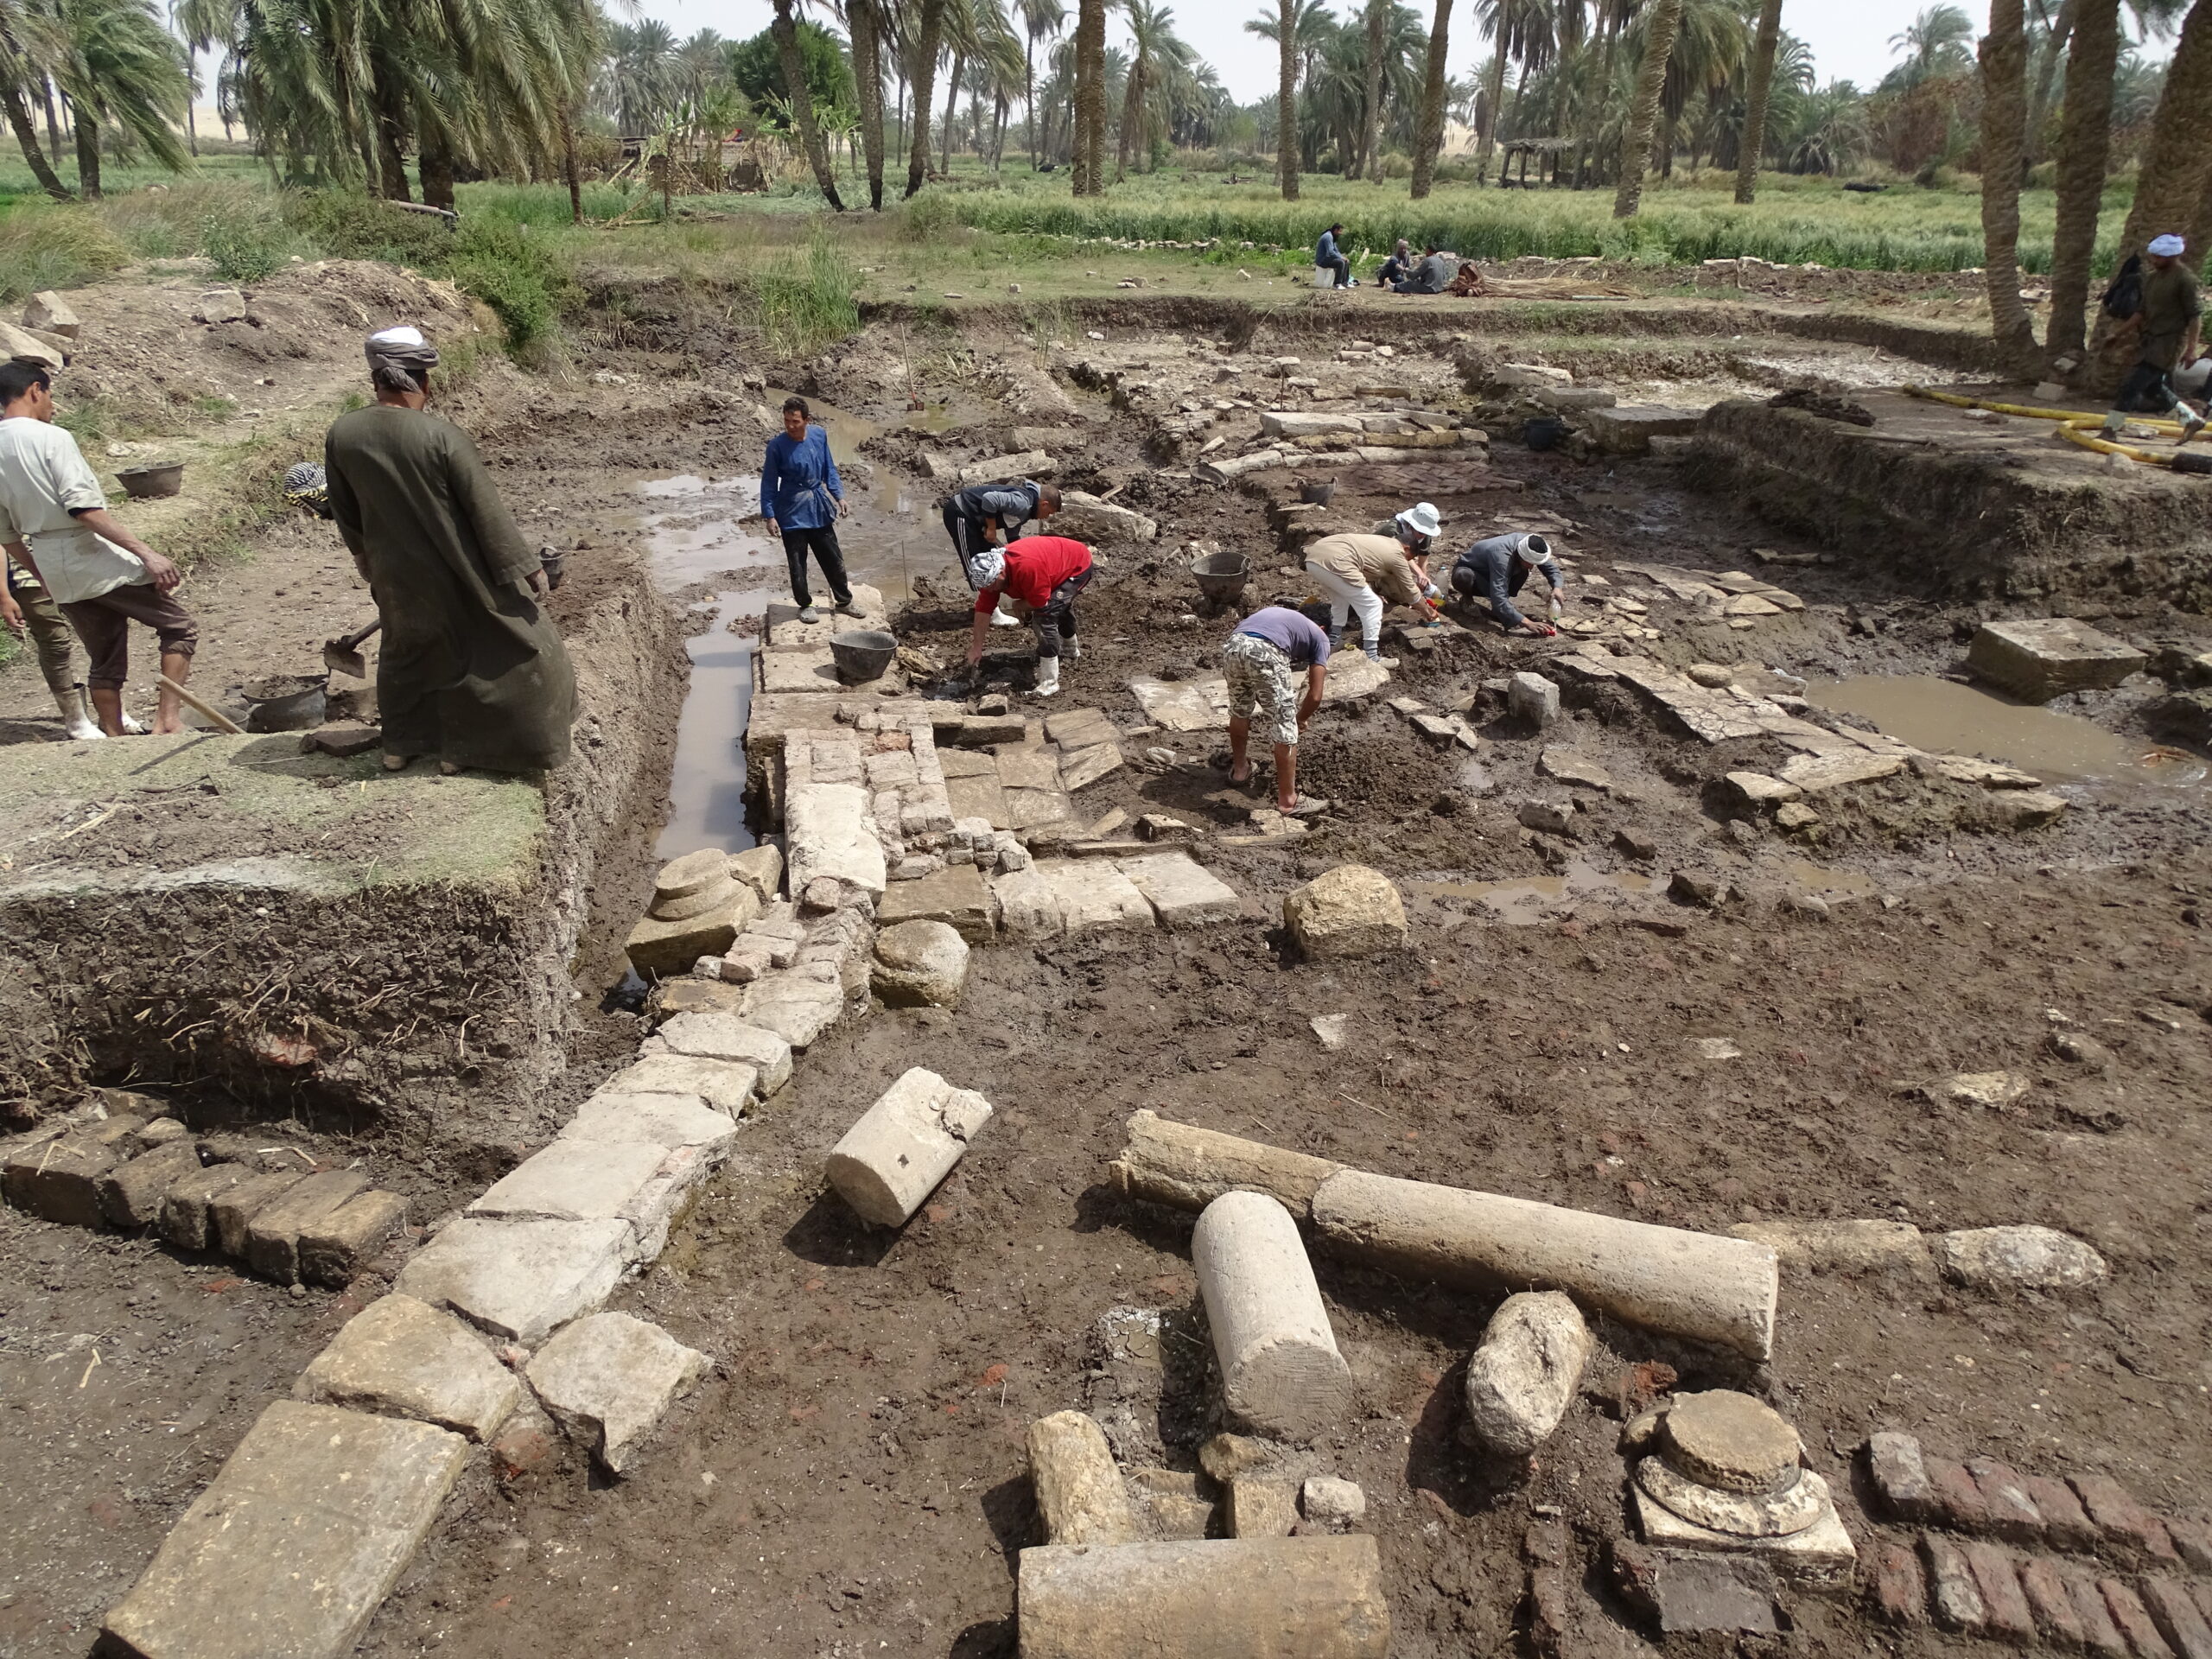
[299,1190,409,1288]
[943,764,1011,828]
[1228,1476,1302,1538]
[1662,1390,1802,1494]
[758,645,843,693]
[467,1140,666,1225]
[872,918,971,1007]
[876,862,995,941]
[1042,857,1155,936]
[1053,487,1159,543]
[161,1162,256,1252]
[294,1293,520,1441]
[1044,707,1119,750]
[606,1052,760,1114]
[648,1011,792,1094]
[992,863,1065,941]
[1058,741,1124,791]
[1129,673,1231,732]
[4,1132,124,1226]
[560,1090,740,1154]
[1538,748,1611,791]
[1002,784,1077,831]
[1938,1225,2107,1290]
[1586,405,1701,455]
[245,1170,372,1284]
[624,887,758,980]
[1967,618,2148,702]
[740,972,847,1048]
[393,1216,633,1343]
[785,782,887,900]
[1118,852,1239,929]
[995,747,1064,791]
[1726,772,1802,810]
[100,1401,468,1659]
[957,449,1054,487]
[98,1139,207,1230]
[1630,1547,1784,1634]
[1285,864,1406,959]
[212,1171,306,1258]
[825,1066,994,1227]
[1778,752,1906,792]
[525,1310,708,1476]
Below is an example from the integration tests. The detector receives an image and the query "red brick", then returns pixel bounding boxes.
[1964,1541,2037,1642]
[2103,1579,2177,1659]
[2020,1555,2087,1649]
[2026,1474,2104,1553]
[1866,1431,1940,1523]
[1929,1456,1995,1532]
[2063,1566,2131,1658]
[1923,1534,1988,1632]
[1968,1457,2048,1544]
[2141,1579,2212,1659]
[1869,1541,1929,1626]
[2164,1514,2212,1574]
[2075,1476,2183,1564]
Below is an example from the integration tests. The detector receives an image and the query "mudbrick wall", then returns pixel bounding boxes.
[0,550,683,1163]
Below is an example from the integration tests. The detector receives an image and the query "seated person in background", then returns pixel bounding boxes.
[1452,531,1565,637]
[1393,246,1456,296]
[1377,239,1414,287]
[1314,224,1354,289]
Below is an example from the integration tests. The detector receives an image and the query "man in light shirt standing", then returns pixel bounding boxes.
[0,359,196,735]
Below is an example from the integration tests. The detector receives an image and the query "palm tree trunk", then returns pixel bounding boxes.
[774,0,848,208]
[1357,0,1385,180]
[1072,0,1104,194]
[905,0,946,196]
[940,48,963,167]
[372,75,411,201]
[853,0,888,208]
[2112,0,2212,268]
[1478,17,1508,180]
[1276,0,1299,199]
[2045,0,2120,359]
[1025,35,1039,168]
[419,129,455,211]
[563,101,583,224]
[1732,0,1781,204]
[1,80,71,200]
[73,110,99,200]
[1980,0,2041,365]
[1611,0,1682,218]
[1410,0,1451,198]
[1116,54,1141,180]
[2027,0,2074,165]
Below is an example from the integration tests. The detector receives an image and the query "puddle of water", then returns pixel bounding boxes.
[1804,675,2205,787]
[1414,862,1658,922]
[655,589,766,861]
[1773,858,1880,900]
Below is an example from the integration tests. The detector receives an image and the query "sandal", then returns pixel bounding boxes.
[1281,795,1331,818]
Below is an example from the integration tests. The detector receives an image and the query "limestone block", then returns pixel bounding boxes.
[467,1141,666,1225]
[624,887,760,980]
[1586,404,1700,455]
[956,449,1055,487]
[1302,1477,1366,1529]
[1778,752,1905,792]
[875,862,995,941]
[785,781,887,900]
[872,918,970,1007]
[992,864,1065,940]
[1016,1536,1389,1659]
[1052,488,1159,543]
[525,1310,709,1476]
[98,1139,207,1229]
[294,1293,520,1440]
[1284,864,1406,960]
[162,1163,255,1251]
[299,1191,409,1287]
[393,1216,633,1343]
[1633,1472,1856,1586]
[1259,410,1364,439]
[4,1132,124,1226]
[1462,1290,1593,1457]
[1193,1190,1353,1440]
[1967,619,2147,702]
[1044,857,1155,936]
[728,842,784,900]
[560,1090,739,1154]
[604,1052,760,1115]
[1938,1225,2107,1289]
[740,972,846,1048]
[211,1171,305,1258]
[826,1067,994,1227]
[0,317,63,367]
[1509,671,1561,727]
[1118,853,1240,929]
[1027,1410,1141,1545]
[245,1170,371,1283]
[1228,1476,1301,1538]
[23,290,79,337]
[1726,772,1803,810]
[649,1011,793,1094]
[100,1402,468,1659]
[1109,1109,1344,1218]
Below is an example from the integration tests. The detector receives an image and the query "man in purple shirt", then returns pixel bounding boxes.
[1223,605,1331,815]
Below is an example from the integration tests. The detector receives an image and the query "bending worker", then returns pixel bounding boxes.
[1303,531,1426,661]
[944,476,1060,624]
[1373,500,1446,595]
[966,535,1094,697]
[1224,604,1330,817]
[2103,232,2206,443]
[1452,531,1564,637]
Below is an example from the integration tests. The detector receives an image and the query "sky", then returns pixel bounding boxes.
[622,0,1995,107]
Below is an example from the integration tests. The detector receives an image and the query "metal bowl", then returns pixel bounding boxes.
[239,673,327,733]
[1191,550,1251,607]
[115,462,186,499]
[830,629,899,683]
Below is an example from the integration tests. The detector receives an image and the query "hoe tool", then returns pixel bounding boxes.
[323,618,382,679]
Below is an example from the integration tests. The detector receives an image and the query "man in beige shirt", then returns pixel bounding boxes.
[0,360,196,735]
[1303,531,1426,661]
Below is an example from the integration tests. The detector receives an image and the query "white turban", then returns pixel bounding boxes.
[365,325,439,394]
[2149,233,2187,257]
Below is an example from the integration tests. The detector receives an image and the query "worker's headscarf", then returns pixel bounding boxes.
[1516,533,1552,564]
[969,548,1007,591]
[365,325,439,395]
[2149,233,2187,257]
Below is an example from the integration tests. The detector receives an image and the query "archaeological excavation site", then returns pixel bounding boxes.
[4,267,2212,1659]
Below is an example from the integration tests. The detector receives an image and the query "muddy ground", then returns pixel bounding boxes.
[3,277,2211,1659]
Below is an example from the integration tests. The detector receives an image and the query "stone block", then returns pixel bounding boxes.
[652,977,750,1019]
[1118,853,1240,930]
[1586,404,1701,456]
[728,842,784,900]
[992,864,1065,940]
[525,1311,709,1476]
[4,1132,124,1226]
[242,1170,371,1283]
[1967,1458,2046,1544]
[785,781,887,900]
[1870,1541,1928,1624]
[2067,1566,2133,1657]
[1461,1290,1592,1457]
[826,1067,994,1227]
[1923,1534,1987,1630]
[162,1162,256,1252]
[739,972,847,1048]
[1227,1476,1301,1538]
[956,449,1055,487]
[1730,1219,1929,1274]
[393,1216,634,1343]
[1508,671,1560,727]
[1302,1478,1366,1529]
[560,1090,740,1154]
[1045,858,1155,936]
[209,1171,306,1258]
[2025,1473,2102,1552]
[23,289,79,337]
[872,919,970,1007]
[1284,864,1406,959]
[876,862,995,941]
[98,1139,207,1230]
[1260,410,1364,439]
[2020,1555,2085,1646]
[1962,1541,2036,1642]
[1058,741,1124,791]
[2072,1475,2182,1563]
[1940,1225,2107,1290]
[624,887,759,980]
[2141,1578,2212,1659]
[299,1191,409,1287]
[468,1141,666,1226]
[1052,488,1159,543]
[1726,771,1803,810]
[295,1294,520,1440]
[1968,619,2148,702]
[1778,752,1906,792]
[2101,1580,2177,1659]
[649,1011,793,1094]
[100,1402,467,1659]
[1028,1412,1141,1545]
[1633,1475,1855,1586]
[605,1052,760,1114]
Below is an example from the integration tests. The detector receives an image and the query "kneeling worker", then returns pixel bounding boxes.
[965,534,1094,696]
[1452,531,1564,637]
[1225,605,1330,816]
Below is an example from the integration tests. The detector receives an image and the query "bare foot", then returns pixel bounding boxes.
[382,753,410,772]
[151,719,183,736]
[438,760,459,776]
[1228,764,1252,785]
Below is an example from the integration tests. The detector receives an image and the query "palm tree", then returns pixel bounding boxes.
[1980,0,2039,365]
[1354,0,1385,176]
[1732,0,1780,201]
[1115,0,1160,176]
[1881,3,1973,87]
[1611,0,1681,215]
[2045,0,2120,358]
[1071,0,1103,190]
[604,19,678,135]
[0,0,73,196]
[2110,0,2212,270]
[906,0,946,193]
[841,0,890,207]
[1017,0,1064,166]
[50,0,189,198]
[1471,0,1537,180]
[773,0,846,206]
[1409,0,1449,194]
[1243,0,1300,196]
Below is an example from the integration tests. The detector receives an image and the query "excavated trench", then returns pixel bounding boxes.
[8,292,2212,1659]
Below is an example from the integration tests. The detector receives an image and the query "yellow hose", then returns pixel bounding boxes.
[2055,423,2183,467]
[1902,382,2190,435]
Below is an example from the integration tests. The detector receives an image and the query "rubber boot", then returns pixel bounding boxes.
[56,684,103,741]
[989,600,1022,627]
[1065,636,1082,661]
[1036,655,1062,696]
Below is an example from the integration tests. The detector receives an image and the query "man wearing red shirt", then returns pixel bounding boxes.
[965,535,1094,696]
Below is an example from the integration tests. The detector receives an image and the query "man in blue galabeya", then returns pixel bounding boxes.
[761,395,856,623]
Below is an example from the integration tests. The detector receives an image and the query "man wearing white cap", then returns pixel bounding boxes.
[1374,500,1448,607]
[2104,233,2205,442]
[1451,531,1565,637]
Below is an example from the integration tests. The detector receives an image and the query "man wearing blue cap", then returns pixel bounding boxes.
[2104,232,2205,443]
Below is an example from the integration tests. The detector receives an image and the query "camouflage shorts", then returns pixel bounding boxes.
[1223,632,1300,747]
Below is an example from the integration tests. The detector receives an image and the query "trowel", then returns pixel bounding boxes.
[322,618,381,679]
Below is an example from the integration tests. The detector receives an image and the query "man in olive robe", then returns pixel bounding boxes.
[324,327,575,773]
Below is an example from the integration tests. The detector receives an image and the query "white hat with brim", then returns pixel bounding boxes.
[1399,502,1443,537]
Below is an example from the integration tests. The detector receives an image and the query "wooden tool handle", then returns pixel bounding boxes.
[155,672,245,735]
